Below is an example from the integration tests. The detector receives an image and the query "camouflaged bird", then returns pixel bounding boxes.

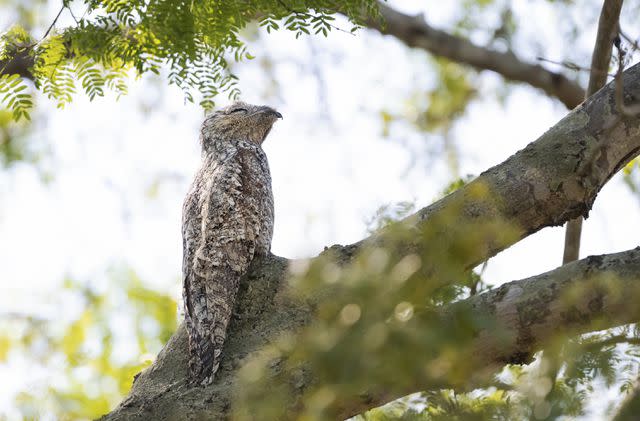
[182,101,281,385]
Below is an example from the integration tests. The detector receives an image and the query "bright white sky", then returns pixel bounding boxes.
[1,0,639,419]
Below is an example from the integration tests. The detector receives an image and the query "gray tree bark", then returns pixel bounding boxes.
[99,63,640,420]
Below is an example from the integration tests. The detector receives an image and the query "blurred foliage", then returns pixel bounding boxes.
[0,107,34,166]
[0,0,49,30]
[366,201,416,234]
[0,0,380,120]
[419,59,477,134]
[380,59,477,138]
[366,176,489,298]
[622,158,640,198]
[0,268,177,420]
[234,252,640,420]
[231,178,640,420]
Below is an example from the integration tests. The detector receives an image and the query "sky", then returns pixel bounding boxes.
[1,0,639,419]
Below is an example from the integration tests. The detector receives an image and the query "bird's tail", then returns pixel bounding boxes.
[184,268,240,386]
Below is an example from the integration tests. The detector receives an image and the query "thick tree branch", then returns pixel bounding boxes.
[99,62,640,420]
[362,3,585,109]
[563,0,623,265]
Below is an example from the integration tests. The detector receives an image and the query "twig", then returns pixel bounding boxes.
[536,56,615,77]
[620,29,640,55]
[68,5,80,24]
[41,4,65,43]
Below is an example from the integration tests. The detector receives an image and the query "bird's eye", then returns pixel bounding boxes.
[230,108,248,113]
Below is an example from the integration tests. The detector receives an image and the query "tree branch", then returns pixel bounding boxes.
[99,62,640,420]
[563,0,623,265]
[99,247,640,421]
[361,3,586,109]
[587,0,623,96]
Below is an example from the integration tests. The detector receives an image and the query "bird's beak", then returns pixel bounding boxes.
[258,106,283,119]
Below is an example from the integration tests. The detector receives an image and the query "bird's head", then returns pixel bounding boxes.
[200,101,282,151]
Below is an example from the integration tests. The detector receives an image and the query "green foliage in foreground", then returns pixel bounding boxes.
[232,182,640,420]
[0,0,379,120]
[1,268,177,420]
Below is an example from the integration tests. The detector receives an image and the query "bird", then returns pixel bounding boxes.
[181,101,282,385]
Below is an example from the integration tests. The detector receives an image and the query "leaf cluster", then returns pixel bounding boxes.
[0,0,379,119]
[1,268,177,420]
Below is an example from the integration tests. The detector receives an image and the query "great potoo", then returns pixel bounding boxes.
[182,101,281,385]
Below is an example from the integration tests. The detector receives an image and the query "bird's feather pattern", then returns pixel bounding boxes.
[182,131,274,385]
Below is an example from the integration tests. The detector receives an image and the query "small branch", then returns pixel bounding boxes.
[40,5,65,44]
[586,0,623,96]
[68,6,80,25]
[619,29,640,55]
[536,56,616,77]
[562,217,583,264]
[562,0,623,265]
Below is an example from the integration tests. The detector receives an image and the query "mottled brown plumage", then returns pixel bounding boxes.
[182,101,281,385]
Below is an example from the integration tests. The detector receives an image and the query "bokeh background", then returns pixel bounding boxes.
[1,1,640,419]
